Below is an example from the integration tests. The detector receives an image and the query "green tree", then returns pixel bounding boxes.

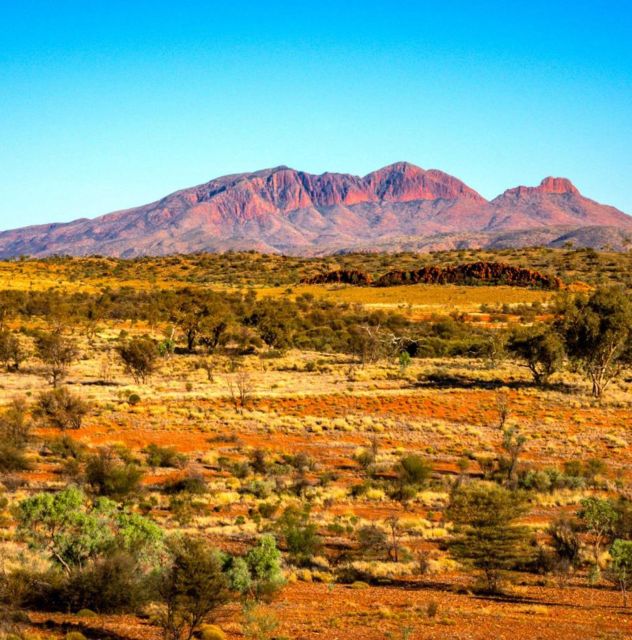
[228,535,285,602]
[557,287,632,396]
[447,482,531,593]
[607,539,632,607]
[393,454,431,503]
[15,486,162,574]
[0,330,26,371]
[35,329,79,387]
[507,328,565,386]
[579,497,619,564]
[276,506,320,566]
[157,536,231,640]
[117,337,158,383]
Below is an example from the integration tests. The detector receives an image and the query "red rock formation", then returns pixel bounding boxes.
[303,270,372,286]
[374,262,563,290]
[0,164,629,258]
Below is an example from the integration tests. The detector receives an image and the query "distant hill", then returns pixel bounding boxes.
[1,163,630,257]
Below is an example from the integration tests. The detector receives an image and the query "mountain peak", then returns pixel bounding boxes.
[0,163,629,258]
[537,177,579,195]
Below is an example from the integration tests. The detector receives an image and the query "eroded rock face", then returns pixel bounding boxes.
[0,164,630,258]
[374,262,563,290]
[303,270,373,286]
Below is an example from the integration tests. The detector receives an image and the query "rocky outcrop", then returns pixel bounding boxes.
[0,164,630,258]
[374,262,563,290]
[303,269,373,286]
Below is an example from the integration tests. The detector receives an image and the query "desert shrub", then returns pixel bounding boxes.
[34,329,79,387]
[144,444,187,469]
[578,497,619,564]
[157,536,231,640]
[34,387,90,431]
[85,448,143,500]
[357,525,388,561]
[0,330,26,371]
[0,444,29,473]
[0,398,30,448]
[163,472,207,495]
[60,551,152,613]
[117,337,158,383]
[198,625,226,640]
[227,534,285,602]
[276,506,320,567]
[392,454,431,502]
[46,434,87,460]
[447,482,531,593]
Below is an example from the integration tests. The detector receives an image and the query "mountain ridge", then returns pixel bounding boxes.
[1,163,630,257]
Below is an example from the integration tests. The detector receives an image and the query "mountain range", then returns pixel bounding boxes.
[1,162,630,257]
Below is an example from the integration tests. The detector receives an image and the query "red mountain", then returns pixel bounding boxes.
[0,164,630,257]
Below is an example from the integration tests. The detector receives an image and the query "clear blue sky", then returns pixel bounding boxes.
[1,1,631,230]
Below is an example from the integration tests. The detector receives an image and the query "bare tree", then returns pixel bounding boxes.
[495,391,511,431]
[226,369,254,413]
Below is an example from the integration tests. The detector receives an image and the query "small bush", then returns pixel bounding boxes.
[34,387,90,430]
[85,448,143,500]
[143,444,186,469]
[198,624,226,640]
[117,337,158,383]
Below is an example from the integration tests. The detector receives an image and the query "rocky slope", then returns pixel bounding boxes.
[0,163,630,257]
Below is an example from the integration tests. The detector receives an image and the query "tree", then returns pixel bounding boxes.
[357,524,388,561]
[607,539,632,607]
[228,535,285,602]
[495,390,510,431]
[170,294,231,354]
[35,329,79,387]
[117,337,158,383]
[0,330,26,371]
[578,497,619,565]
[447,482,531,593]
[34,387,90,430]
[247,299,296,351]
[15,486,162,574]
[226,369,254,413]
[0,397,31,474]
[393,454,431,503]
[0,397,30,448]
[548,518,582,582]
[557,287,632,397]
[276,506,320,567]
[507,328,565,386]
[500,427,527,486]
[398,351,411,374]
[157,536,230,640]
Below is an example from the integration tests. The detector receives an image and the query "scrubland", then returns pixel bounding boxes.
[0,248,630,640]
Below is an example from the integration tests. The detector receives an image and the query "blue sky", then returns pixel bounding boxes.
[1,1,631,230]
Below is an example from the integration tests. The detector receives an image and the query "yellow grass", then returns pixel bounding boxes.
[258,283,553,312]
